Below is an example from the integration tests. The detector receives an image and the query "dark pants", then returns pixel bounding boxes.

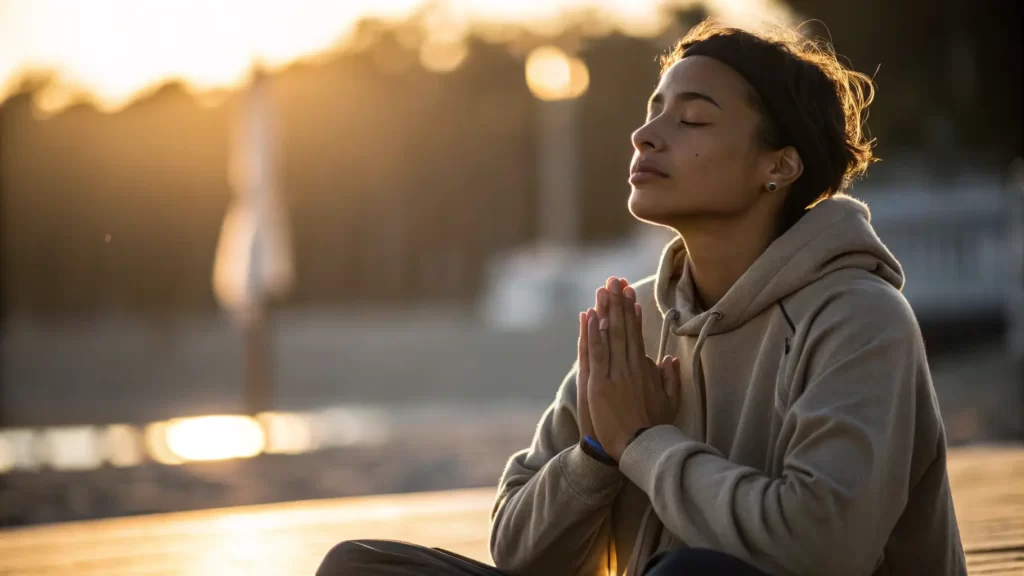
[317,539,769,575]
[643,547,770,575]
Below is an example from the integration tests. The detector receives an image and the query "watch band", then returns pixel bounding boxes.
[580,435,617,466]
[629,426,652,446]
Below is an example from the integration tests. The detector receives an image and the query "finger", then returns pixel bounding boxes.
[577,311,592,436]
[596,287,609,326]
[623,286,645,376]
[578,311,589,380]
[607,277,628,373]
[645,356,661,389]
[587,308,609,379]
[670,357,682,410]
[660,355,676,398]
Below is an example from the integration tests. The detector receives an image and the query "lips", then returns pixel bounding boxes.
[629,159,669,184]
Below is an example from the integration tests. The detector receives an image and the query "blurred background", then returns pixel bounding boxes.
[0,0,1021,527]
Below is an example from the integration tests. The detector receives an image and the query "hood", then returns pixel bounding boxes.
[653,194,904,339]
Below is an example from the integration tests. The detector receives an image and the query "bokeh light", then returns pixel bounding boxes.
[104,424,145,467]
[258,412,316,455]
[163,415,266,462]
[0,0,792,114]
[143,421,184,465]
[524,46,590,101]
[39,426,103,471]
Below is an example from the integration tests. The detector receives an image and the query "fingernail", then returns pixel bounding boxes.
[598,290,608,308]
[610,281,622,295]
[634,302,642,317]
[662,355,671,365]
[599,318,609,330]
[624,286,636,302]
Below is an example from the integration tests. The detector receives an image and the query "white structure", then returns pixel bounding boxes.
[481,185,1013,330]
[213,74,294,322]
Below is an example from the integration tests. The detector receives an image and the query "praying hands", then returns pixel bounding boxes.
[577,277,681,461]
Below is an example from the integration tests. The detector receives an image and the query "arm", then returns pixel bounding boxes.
[618,289,925,576]
[489,366,623,576]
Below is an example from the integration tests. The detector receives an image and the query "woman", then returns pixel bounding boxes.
[318,20,967,576]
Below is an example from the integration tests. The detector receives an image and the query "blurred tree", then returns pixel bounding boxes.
[0,5,1018,318]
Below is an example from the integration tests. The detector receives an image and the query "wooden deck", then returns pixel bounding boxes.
[1,445,1021,575]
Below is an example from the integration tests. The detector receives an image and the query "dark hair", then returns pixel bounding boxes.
[660,20,877,232]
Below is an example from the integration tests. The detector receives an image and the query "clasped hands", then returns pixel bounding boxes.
[577,276,682,462]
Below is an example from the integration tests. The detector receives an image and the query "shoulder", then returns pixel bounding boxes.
[788,269,923,355]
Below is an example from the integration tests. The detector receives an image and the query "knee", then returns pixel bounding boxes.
[644,547,765,576]
[317,540,379,575]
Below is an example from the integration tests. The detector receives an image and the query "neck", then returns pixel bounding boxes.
[670,202,781,309]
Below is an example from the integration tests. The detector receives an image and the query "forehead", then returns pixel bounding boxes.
[655,55,756,108]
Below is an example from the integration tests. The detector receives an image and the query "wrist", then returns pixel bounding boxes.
[607,426,652,461]
[580,435,618,467]
[629,426,652,446]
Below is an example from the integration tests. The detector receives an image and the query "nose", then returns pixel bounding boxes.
[631,118,663,153]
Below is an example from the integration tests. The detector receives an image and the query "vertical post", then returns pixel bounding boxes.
[214,71,293,417]
[1008,158,1024,432]
[0,102,5,429]
[240,74,272,417]
[243,306,271,416]
[537,98,581,246]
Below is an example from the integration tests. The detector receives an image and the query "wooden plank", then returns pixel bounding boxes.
[0,445,1021,575]
[949,446,1024,574]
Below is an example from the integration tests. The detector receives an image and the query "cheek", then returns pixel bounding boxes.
[670,134,759,207]
[668,135,730,186]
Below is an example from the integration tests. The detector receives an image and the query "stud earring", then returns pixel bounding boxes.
[766,182,778,192]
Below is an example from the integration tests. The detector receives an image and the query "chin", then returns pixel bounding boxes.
[628,187,680,225]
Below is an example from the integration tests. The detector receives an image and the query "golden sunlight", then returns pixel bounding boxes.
[0,0,793,114]
[162,415,267,462]
[525,46,590,101]
[258,411,316,455]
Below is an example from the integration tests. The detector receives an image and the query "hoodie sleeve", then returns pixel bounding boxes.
[617,286,927,576]
[489,365,624,575]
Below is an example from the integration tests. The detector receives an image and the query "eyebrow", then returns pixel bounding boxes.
[648,91,722,110]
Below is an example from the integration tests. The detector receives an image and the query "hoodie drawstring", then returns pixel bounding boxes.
[691,311,721,441]
[658,308,722,442]
[657,308,681,363]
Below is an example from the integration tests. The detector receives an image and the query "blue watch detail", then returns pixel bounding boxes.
[581,435,617,466]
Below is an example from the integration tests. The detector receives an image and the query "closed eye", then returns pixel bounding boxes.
[680,120,710,127]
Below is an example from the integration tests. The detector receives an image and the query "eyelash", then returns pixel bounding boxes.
[643,110,709,127]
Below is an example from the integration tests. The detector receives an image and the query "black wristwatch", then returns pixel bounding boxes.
[628,426,652,447]
[580,435,617,467]
[580,427,653,468]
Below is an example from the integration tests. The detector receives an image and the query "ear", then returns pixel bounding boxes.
[764,146,803,192]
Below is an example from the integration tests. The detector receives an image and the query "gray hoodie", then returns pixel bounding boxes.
[489,195,966,575]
